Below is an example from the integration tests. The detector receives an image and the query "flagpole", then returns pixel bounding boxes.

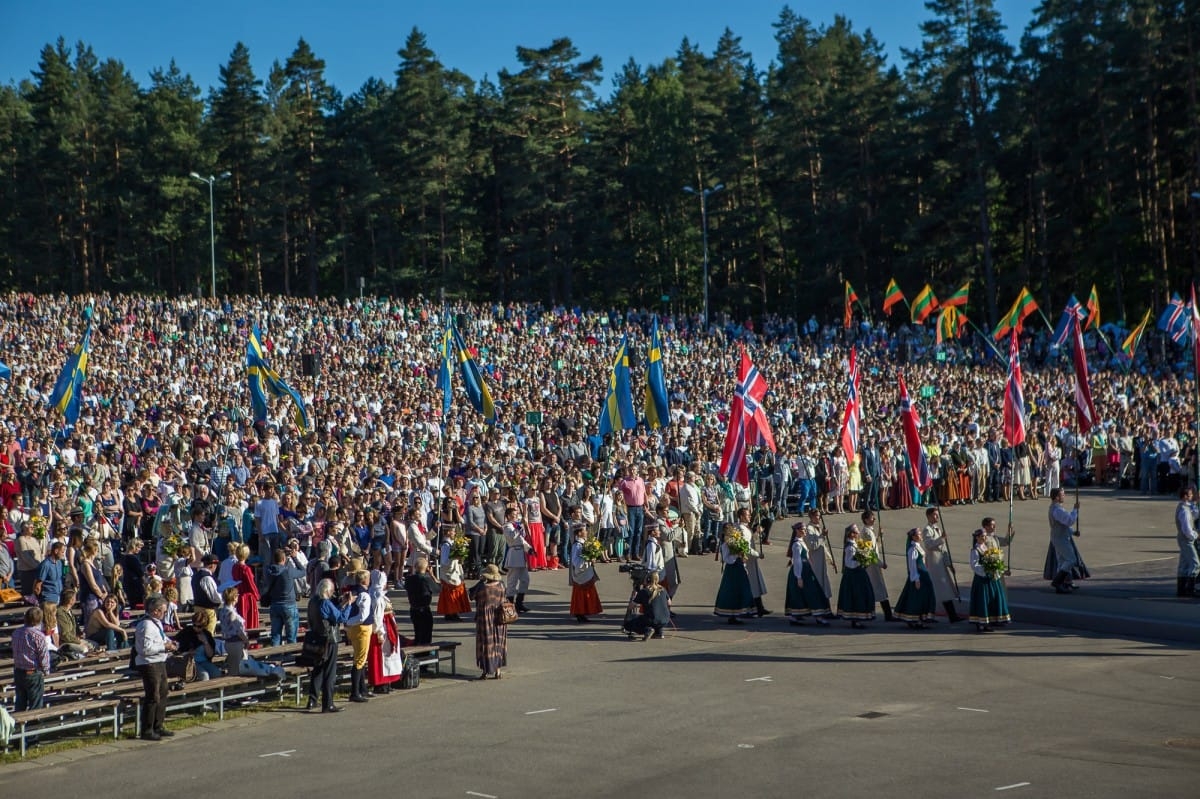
[965,319,1006,362]
[1036,307,1056,334]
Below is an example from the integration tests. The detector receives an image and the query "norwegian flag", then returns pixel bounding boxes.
[719,350,775,485]
[1070,315,1096,435]
[839,347,861,463]
[1002,331,1027,447]
[1192,285,1200,380]
[897,373,932,492]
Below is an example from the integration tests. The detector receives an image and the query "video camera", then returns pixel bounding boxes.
[618,562,647,586]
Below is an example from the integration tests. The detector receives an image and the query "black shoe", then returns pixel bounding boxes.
[727,617,744,625]
[650,631,664,639]
[350,695,369,703]
[757,608,773,617]
[641,632,651,641]
[789,618,806,626]
[576,615,590,623]
[306,697,317,710]
[815,618,831,627]
[445,614,461,621]
[141,731,162,741]
[155,728,175,738]
[1055,585,1071,594]
[322,705,341,713]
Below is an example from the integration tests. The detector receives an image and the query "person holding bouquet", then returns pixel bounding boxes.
[784,522,831,626]
[893,528,937,629]
[713,523,755,624]
[568,523,603,623]
[969,525,1011,632]
[836,524,876,628]
[437,528,472,621]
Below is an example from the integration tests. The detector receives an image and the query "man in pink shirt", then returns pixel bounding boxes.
[618,465,647,560]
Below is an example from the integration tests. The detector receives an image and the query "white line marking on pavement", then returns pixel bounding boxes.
[1160,675,1175,680]
[744,676,773,682]
[525,708,557,715]
[995,782,1030,791]
[467,792,499,798]
[737,744,755,749]
[957,707,989,713]
[1100,556,1173,568]
[259,750,296,758]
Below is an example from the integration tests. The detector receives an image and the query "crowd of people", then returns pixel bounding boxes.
[3,291,1199,732]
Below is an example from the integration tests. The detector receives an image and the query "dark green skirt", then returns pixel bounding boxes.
[968,574,1011,624]
[836,567,876,620]
[894,567,937,622]
[714,562,755,617]
[784,561,831,617]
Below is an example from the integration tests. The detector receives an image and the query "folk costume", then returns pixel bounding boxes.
[859,521,893,620]
[969,538,1011,631]
[437,538,472,618]
[1045,497,1088,592]
[893,538,937,627]
[568,538,602,621]
[366,571,404,691]
[713,530,755,623]
[920,519,963,622]
[784,531,831,625]
[1174,495,1199,597]
[836,542,875,626]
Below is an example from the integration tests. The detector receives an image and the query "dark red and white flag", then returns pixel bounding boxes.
[1070,315,1096,435]
[897,374,932,493]
[1002,331,1026,447]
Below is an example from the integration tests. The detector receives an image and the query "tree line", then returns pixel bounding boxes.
[1,0,1199,328]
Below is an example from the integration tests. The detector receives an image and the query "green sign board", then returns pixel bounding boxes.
[525,411,544,426]
[920,386,936,399]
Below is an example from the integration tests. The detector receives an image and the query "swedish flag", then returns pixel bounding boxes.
[644,317,670,430]
[598,335,637,437]
[451,324,496,424]
[48,307,93,427]
[246,326,311,434]
[436,322,454,417]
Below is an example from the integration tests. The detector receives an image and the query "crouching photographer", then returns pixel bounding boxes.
[624,572,671,641]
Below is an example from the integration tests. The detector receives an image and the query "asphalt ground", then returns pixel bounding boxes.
[4,487,1199,797]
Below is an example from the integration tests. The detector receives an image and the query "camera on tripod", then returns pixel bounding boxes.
[618,563,647,585]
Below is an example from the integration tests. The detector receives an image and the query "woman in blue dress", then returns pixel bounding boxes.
[893,528,937,628]
[835,524,875,629]
[784,522,831,626]
[713,524,755,624]
[969,527,1011,632]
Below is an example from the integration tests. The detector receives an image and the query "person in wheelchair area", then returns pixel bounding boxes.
[627,572,671,640]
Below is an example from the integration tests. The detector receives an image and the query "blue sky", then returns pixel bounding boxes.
[3,1,1039,97]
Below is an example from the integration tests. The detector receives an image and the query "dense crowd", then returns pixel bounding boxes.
[2,292,1199,726]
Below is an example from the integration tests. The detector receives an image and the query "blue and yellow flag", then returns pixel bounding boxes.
[0,361,11,381]
[48,307,93,427]
[598,335,637,437]
[451,324,496,424]
[246,326,310,433]
[644,317,670,430]
[436,321,454,417]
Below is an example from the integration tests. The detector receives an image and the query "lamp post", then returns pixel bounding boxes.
[190,171,230,299]
[683,183,724,328]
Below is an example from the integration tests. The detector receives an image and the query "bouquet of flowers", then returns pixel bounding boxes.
[29,514,48,541]
[581,537,604,562]
[853,538,880,567]
[161,534,185,557]
[725,530,751,559]
[450,534,470,562]
[980,547,1007,579]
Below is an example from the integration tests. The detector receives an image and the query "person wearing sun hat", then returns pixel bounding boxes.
[470,563,508,679]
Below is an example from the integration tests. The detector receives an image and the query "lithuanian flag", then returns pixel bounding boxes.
[844,280,859,329]
[942,281,970,308]
[882,278,905,316]
[992,287,1039,339]
[911,284,938,324]
[935,305,967,345]
[1085,284,1100,331]
[1120,308,1151,358]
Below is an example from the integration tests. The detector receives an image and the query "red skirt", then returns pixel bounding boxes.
[526,521,548,570]
[569,582,603,616]
[437,582,472,615]
[367,613,404,687]
[237,593,259,632]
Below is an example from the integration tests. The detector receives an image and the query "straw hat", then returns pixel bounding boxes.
[480,564,503,582]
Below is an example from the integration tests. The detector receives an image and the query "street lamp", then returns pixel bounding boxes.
[189,171,231,299]
[683,183,724,327]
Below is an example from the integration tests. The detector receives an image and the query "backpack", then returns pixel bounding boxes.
[399,654,420,690]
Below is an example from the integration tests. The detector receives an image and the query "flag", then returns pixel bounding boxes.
[838,347,861,464]
[247,326,311,433]
[644,317,670,430]
[719,349,776,485]
[1192,285,1200,381]
[993,287,1038,339]
[451,324,497,424]
[1002,331,1026,447]
[0,361,10,381]
[598,336,637,437]
[1051,295,1086,348]
[1085,284,1100,331]
[844,280,859,329]
[882,279,905,316]
[942,281,970,308]
[1120,309,1151,359]
[1070,316,1096,435]
[911,284,938,324]
[1157,293,1189,343]
[436,322,453,417]
[48,307,93,427]
[935,305,967,345]
[897,374,932,493]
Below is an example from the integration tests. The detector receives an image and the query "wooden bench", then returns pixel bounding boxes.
[87,673,292,736]
[7,699,121,757]
[405,641,460,676]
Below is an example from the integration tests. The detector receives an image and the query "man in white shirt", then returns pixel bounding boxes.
[678,473,703,556]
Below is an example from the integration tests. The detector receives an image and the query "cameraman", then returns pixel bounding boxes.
[629,573,670,640]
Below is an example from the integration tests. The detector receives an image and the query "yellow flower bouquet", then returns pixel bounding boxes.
[581,537,604,562]
[450,534,471,562]
[853,538,880,567]
[980,547,1007,579]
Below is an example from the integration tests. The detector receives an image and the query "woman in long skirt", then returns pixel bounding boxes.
[366,570,404,693]
[522,487,548,571]
[784,522,831,627]
[893,528,937,628]
[713,524,755,624]
[567,523,602,622]
[969,528,1011,632]
[232,544,260,632]
[437,531,472,620]
[471,564,508,679]
[836,524,875,628]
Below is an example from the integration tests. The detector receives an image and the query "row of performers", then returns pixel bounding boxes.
[713,506,1012,633]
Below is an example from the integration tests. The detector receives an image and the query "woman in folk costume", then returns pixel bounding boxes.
[800,507,834,604]
[567,520,602,623]
[858,510,895,621]
[968,527,1011,632]
[470,564,508,680]
[1176,486,1200,597]
[366,569,404,693]
[737,506,771,618]
[522,483,548,571]
[836,524,875,629]
[437,527,471,621]
[231,544,260,632]
[344,569,374,702]
[784,521,831,627]
[893,528,937,629]
[713,523,755,624]
[652,502,683,601]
